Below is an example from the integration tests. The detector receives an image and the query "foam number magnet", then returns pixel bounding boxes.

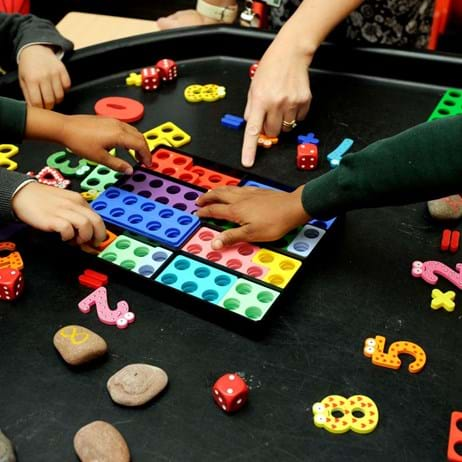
[0,144,19,171]
[78,287,135,329]
[0,241,23,270]
[363,335,426,373]
[412,260,462,290]
[312,394,379,434]
[47,150,91,177]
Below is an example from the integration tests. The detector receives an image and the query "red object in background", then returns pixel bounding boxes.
[450,230,460,253]
[428,0,452,50]
[249,62,259,79]
[0,0,30,13]
[252,1,268,29]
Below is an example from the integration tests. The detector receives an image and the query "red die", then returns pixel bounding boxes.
[212,373,249,413]
[249,62,259,79]
[0,268,24,300]
[155,58,178,82]
[141,66,160,91]
[297,143,318,170]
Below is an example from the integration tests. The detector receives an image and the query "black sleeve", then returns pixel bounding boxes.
[0,13,74,71]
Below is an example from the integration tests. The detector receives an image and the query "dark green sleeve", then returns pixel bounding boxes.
[0,13,73,71]
[0,96,26,143]
[302,116,462,219]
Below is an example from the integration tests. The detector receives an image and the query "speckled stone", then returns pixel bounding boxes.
[53,325,107,366]
[107,363,168,407]
[427,195,462,220]
[0,430,16,462]
[74,421,130,462]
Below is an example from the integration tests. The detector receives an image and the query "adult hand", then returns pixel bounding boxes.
[12,182,106,245]
[241,31,313,167]
[18,44,71,109]
[196,185,310,248]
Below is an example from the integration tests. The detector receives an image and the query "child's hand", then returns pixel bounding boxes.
[195,185,310,249]
[59,115,152,174]
[25,108,152,175]
[12,182,106,245]
[18,45,71,109]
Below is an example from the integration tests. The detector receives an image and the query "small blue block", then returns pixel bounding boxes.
[297,132,319,145]
[243,180,283,191]
[156,255,237,303]
[309,217,336,230]
[221,114,245,129]
[92,187,200,247]
[326,138,354,168]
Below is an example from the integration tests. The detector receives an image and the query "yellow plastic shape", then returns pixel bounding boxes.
[0,144,19,171]
[312,394,379,434]
[431,288,456,312]
[363,335,426,373]
[184,84,204,103]
[126,72,142,87]
[252,249,301,288]
[81,189,100,202]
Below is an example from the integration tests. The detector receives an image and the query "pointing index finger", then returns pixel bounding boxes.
[241,105,265,168]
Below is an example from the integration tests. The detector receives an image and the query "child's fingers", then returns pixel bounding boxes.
[76,206,107,245]
[60,66,71,91]
[51,76,65,105]
[96,150,133,175]
[195,186,242,206]
[59,209,98,244]
[120,126,151,166]
[26,81,43,108]
[195,203,235,221]
[51,217,76,242]
[211,226,252,250]
[39,80,55,109]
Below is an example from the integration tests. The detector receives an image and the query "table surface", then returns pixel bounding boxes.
[0,27,461,462]
[56,12,159,49]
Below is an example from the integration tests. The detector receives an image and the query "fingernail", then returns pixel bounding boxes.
[242,157,254,168]
[124,166,134,175]
[212,239,223,250]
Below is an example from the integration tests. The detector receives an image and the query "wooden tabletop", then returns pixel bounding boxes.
[57,12,160,49]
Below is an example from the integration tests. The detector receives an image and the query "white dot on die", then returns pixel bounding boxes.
[218,397,223,403]
[236,399,242,405]
[229,374,235,380]
[227,388,233,394]
[214,390,219,395]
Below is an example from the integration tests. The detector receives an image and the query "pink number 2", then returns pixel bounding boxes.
[78,287,135,329]
[412,260,462,290]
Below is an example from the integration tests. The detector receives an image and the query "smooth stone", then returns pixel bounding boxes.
[74,420,130,462]
[0,430,16,462]
[53,325,107,366]
[107,363,168,407]
[427,194,462,220]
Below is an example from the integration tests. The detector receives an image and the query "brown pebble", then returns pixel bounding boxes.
[107,363,168,407]
[74,420,130,462]
[0,430,15,462]
[428,194,462,220]
[53,325,107,366]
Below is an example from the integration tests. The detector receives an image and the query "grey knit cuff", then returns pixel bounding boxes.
[0,169,34,222]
